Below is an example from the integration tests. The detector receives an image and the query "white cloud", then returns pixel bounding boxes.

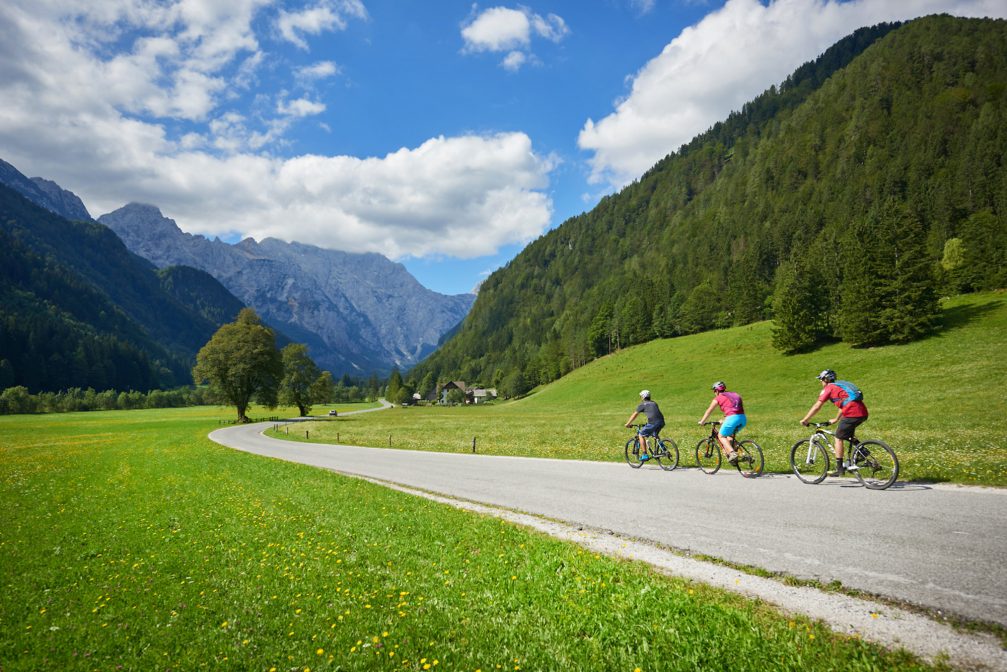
[296,60,342,81]
[0,0,556,261]
[276,0,367,50]
[501,50,528,71]
[461,5,569,69]
[461,7,532,52]
[530,13,569,42]
[579,0,1007,188]
[629,0,657,15]
[277,97,326,117]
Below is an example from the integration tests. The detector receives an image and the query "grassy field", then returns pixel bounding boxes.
[0,406,936,670]
[277,291,1007,486]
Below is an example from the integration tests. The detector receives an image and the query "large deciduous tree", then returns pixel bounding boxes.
[278,343,328,417]
[192,308,282,423]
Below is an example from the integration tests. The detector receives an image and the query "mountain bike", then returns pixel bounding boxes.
[695,421,763,477]
[790,421,899,490]
[625,425,679,471]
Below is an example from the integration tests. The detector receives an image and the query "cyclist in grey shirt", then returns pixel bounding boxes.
[625,389,666,459]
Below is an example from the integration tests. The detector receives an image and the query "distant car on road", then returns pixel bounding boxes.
[327,409,338,416]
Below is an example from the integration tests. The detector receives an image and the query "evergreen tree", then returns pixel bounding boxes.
[884,208,940,343]
[417,372,435,400]
[192,308,282,422]
[587,304,614,357]
[771,256,828,353]
[678,282,720,334]
[959,210,1007,291]
[839,199,939,346]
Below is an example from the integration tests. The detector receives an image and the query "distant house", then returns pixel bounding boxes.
[438,382,497,404]
[440,380,470,404]
[471,388,497,404]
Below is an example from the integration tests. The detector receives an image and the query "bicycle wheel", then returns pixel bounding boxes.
[625,436,647,468]
[695,438,721,474]
[851,440,899,490]
[734,439,764,478]
[790,437,830,484]
[654,437,679,471]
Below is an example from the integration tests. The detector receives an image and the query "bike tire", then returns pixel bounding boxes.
[695,437,721,474]
[735,439,764,478]
[625,436,646,469]
[790,437,830,484]
[655,437,679,471]
[851,440,899,490]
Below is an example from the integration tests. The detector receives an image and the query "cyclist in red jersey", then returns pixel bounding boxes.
[800,369,869,476]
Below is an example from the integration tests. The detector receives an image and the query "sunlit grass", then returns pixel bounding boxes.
[0,407,934,670]
[280,291,1007,486]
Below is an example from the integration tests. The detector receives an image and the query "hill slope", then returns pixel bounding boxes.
[414,16,1007,389]
[327,291,1005,485]
[0,184,247,392]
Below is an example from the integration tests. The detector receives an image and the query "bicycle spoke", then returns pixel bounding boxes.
[735,440,763,478]
[790,437,829,484]
[655,437,679,471]
[624,437,646,469]
[695,438,721,474]
[851,440,899,490]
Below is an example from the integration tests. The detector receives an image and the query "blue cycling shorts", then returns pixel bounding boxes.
[719,414,747,437]
[640,421,664,437]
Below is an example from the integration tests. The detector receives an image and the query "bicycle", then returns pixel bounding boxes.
[624,425,679,471]
[695,421,763,477]
[790,421,899,490]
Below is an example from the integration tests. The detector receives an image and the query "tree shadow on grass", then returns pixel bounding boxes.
[936,296,1005,334]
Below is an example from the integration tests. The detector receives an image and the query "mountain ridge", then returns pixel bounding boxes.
[99,203,474,376]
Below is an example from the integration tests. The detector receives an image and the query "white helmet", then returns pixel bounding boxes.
[639,389,650,398]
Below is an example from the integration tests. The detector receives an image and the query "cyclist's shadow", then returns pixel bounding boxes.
[819,479,931,492]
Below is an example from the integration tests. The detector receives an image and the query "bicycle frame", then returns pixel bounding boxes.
[702,421,736,449]
[804,425,859,467]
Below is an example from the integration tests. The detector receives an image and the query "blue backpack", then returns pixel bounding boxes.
[832,380,864,407]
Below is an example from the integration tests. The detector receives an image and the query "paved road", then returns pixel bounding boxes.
[210,421,1007,627]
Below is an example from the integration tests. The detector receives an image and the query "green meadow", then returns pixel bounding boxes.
[282,291,1007,487]
[1,406,936,671]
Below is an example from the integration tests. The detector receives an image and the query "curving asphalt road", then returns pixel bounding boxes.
[209,418,1007,629]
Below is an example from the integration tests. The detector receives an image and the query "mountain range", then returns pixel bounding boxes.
[0,156,474,387]
[98,204,474,376]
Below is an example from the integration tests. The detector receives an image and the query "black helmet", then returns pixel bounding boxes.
[817,369,836,383]
[712,381,726,392]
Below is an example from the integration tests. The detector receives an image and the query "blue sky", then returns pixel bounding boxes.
[1,1,1004,295]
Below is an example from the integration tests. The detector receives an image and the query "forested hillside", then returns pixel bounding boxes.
[0,185,246,392]
[413,16,1007,394]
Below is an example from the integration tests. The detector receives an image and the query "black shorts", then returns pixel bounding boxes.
[835,416,867,440]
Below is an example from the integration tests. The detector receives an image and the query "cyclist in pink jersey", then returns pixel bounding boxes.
[800,369,869,476]
[698,381,747,465]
